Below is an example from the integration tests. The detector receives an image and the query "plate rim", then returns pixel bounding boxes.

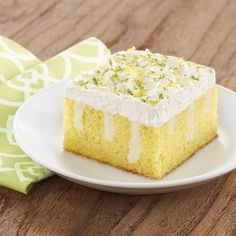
[13,82,236,189]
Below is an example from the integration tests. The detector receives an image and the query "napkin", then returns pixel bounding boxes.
[0,36,110,194]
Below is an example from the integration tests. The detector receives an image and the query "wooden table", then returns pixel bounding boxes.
[1,0,236,235]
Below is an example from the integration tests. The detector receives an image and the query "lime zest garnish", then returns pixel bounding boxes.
[75,48,209,106]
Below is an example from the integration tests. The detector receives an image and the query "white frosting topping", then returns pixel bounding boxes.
[66,49,216,127]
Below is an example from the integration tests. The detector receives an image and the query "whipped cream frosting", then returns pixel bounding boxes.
[65,49,215,127]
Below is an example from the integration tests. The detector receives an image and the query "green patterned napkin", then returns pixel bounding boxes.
[0,36,110,194]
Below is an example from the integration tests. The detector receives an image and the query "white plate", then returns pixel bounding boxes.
[13,81,236,194]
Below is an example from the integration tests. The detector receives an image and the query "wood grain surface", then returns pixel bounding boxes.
[0,0,236,235]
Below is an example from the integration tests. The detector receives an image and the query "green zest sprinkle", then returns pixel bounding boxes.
[127,89,133,95]
[75,48,212,106]
[191,75,199,81]
[92,77,98,85]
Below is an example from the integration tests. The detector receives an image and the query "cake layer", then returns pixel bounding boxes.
[65,49,215,127]
[64,86,217,179]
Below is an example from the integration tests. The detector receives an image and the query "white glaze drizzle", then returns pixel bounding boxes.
[187,103,195,141]
[168,117,175,135]
[127,121,141,163]
[203,89,212,113]
[74,102,84,132]
[104,112,116,141]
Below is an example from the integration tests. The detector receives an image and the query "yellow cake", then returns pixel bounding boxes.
[63,48,217,179]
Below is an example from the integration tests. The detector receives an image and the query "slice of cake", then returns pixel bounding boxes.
[64,48,217,179]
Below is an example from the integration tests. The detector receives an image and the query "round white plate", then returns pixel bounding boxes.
[13,81,236,194]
